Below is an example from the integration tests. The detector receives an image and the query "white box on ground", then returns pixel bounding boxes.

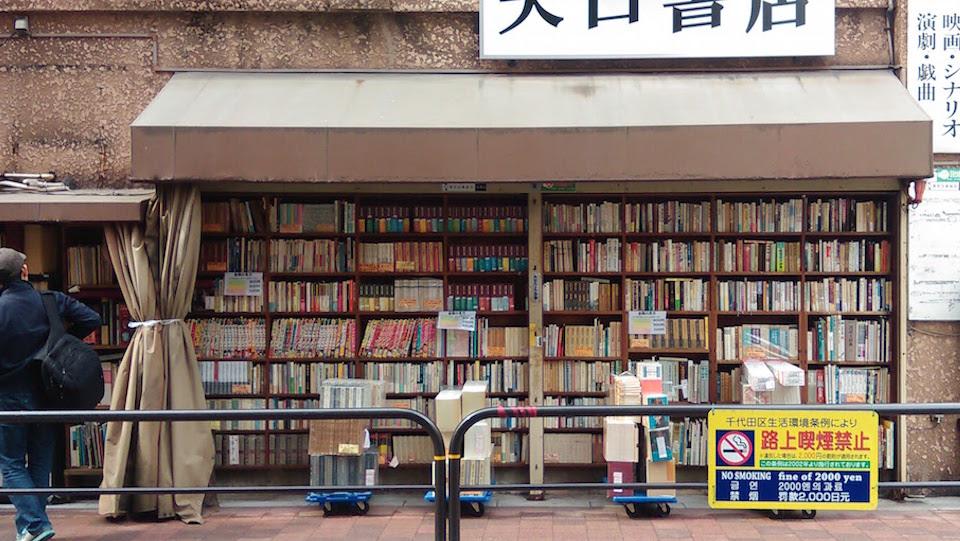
[603,417,639,463]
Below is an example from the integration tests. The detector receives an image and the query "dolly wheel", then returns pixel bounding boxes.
[768,510,781,520]
[356,502,370,515]
[462,502,485,517]
[322,502,334,517]
[801,510,816,520]
[655,503,671,517]
[624,504,642,519]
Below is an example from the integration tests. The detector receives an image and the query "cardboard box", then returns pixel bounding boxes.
[607,462,635,498]
[308,419,367,456]
[645,459,676,497]
[603,417,639,463]
[461,380,488,415]
[435,389,463,433]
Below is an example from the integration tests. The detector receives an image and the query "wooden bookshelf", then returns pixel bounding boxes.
[539,192,900,471]
[195,193,531,470]
[189,190,900,475]
[59,225,128,485]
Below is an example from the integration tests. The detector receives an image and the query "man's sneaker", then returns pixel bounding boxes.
[15,528,55,541]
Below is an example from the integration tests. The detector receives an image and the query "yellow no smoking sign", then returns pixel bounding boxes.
[708,409,879,511]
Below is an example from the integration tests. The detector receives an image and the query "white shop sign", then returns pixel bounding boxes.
[907,0,960,153]
[480,0,836,59]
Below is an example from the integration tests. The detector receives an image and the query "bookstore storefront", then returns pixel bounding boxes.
[126,69,931,490]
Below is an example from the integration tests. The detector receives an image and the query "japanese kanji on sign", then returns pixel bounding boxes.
[708,409,879,510]
[480,0,836,59]
[908,0,960,153]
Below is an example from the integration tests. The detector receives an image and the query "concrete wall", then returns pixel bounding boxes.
[2,1,959,489]
[1,5,891,187]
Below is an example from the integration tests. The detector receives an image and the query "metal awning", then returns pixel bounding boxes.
[0,189,153,222]
[131,70,932,183]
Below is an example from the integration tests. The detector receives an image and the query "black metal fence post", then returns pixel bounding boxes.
[0,408,448,541]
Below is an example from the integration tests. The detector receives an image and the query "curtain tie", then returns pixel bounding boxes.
[129,319,183,328]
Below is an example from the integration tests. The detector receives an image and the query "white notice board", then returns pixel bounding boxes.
[909,167,960,320]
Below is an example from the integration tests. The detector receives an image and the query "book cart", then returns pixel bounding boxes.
[306,491,373,516]
[424,488,493,518]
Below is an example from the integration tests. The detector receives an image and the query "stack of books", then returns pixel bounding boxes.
[358,242,442,273]
[189,318,266,359]
[625,241,712,272]
[545,320,623,357]
[268,280,354,313]
[544,279,620,311]
[270,318,356,359]
[358,319,437,358]
[272,200,356,233]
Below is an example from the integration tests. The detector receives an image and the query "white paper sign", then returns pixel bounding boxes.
[437,311,478,331]
[223,272,263,297]
[481,0,835,59]
[228,435,240,465]
[908,0,960,153]
[628,310,667,335]
[909,167,960,320]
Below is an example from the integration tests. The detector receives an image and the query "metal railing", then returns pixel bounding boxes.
[446,403,960,541]
[0,408,449,541]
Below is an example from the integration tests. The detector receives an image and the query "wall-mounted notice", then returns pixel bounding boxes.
[909,167,960,320]
[628,310,667,335]
[224,272,263,297]
[437,311,478,331]
[908,0,960,153]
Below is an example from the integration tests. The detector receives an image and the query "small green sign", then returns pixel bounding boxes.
[934,166,960,182]
[541,182,576,193]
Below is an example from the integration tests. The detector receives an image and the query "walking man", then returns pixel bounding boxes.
[0,248,101,541]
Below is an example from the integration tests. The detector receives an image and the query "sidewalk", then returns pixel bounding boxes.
[3,495,960,540]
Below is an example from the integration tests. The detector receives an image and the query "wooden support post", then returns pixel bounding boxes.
[527,189,545,499]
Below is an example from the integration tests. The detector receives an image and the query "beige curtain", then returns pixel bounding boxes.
[99,185,214,524]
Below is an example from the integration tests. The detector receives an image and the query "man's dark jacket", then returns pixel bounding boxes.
[0,280,102,393]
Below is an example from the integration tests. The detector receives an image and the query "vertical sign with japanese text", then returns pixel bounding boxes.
[909,0,960,153]
[709,409,879,510]
[480,0,835,59]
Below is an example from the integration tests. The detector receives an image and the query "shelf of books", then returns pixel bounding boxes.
[51,226,125,485]
[542,193,898,471]
[194,194,531,471]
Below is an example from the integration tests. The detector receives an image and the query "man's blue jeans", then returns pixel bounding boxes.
[0,391,54,536]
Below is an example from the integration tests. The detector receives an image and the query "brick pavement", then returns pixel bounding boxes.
[2,503,960,541]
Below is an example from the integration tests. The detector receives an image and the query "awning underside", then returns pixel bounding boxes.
[131,71,932,183]
[0,189,153,222]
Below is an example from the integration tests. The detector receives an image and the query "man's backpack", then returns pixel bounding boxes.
[37,293,104,410]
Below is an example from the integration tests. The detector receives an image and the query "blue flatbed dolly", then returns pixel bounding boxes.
[612,494,677,518]
[306,491,373,516]
[424,490,493,517]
